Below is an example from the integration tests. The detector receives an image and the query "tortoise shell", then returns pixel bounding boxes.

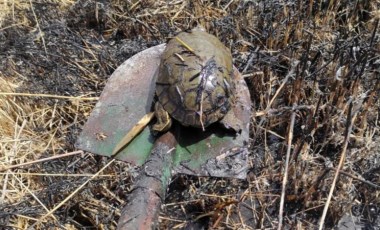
[155,28,234,128]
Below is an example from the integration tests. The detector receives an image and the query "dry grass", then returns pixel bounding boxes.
[0,0,379,229]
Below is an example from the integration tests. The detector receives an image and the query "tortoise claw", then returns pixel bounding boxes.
[220,108,242,133]
[153,102,172,132]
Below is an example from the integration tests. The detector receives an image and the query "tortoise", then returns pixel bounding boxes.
[153,27,240,132]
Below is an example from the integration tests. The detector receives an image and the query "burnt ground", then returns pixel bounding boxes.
[0,0,379,229]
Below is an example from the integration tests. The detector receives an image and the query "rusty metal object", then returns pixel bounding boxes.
[154,28,236,131]
[77,37,252,230]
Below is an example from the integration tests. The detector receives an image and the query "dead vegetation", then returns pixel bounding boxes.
[0,0,379,229]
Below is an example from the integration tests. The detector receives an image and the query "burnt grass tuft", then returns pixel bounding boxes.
[0,0,379,229]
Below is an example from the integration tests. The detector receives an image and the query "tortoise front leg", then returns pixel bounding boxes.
[153,102,172,132]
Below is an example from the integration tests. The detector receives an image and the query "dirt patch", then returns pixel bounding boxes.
[0,0,379,229]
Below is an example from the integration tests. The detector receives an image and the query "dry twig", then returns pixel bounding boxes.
[278,104,297,230]
[318,97,364,230]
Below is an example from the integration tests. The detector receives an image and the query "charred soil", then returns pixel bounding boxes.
[0,0,379,229]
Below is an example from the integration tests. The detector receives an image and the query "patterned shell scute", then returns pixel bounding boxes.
[156,29,234,128]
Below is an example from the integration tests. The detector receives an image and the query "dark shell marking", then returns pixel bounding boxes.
[156,29,234,128]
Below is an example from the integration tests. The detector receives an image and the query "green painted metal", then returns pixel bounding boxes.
[76,44,164,163]
[115,128,154,165]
